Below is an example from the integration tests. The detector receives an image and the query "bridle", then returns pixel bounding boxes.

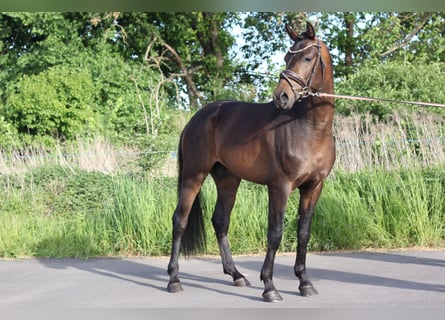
[279,39,325,100]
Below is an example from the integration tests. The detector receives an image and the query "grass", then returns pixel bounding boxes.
[0,166,444,258]
[332,111,445,172]
[0,111,444,258]
[313,169,445,251]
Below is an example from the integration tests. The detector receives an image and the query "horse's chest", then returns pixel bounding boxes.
[277,137,334,181]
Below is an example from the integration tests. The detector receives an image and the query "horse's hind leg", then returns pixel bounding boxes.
[167,174,206,293]
[211,164,250,287]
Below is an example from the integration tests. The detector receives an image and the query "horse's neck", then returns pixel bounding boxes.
[296,98,334,136]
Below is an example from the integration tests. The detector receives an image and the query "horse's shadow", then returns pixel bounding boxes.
[236,251,445,294]
[37,250,445,305]
[36,256,266,302]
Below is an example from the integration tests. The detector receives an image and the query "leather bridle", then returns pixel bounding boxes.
[279,39,325,100]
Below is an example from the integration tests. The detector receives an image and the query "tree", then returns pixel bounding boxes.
[0,13,81,91]
[318,12,445,78]
[363,12,445,63]
[101,12,240,108]
[318,12,368,78]
[239,12,307,100]
[100,12,307,107]
[2,12,445,148]
[0,12,169,145]
[317,12,445,116]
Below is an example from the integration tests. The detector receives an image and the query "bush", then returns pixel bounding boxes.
[335,61,445,118]
[0,43,173,148]
[4,65,98,140]
[23,165,114,216]
[0,115,19,150]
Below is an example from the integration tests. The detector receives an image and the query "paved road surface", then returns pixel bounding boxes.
[1,250,444,308]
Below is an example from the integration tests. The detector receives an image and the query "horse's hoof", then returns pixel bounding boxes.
[234,277,251,287]
[262,289,283,303]
[299,284,318,297]
[167,281,184,293]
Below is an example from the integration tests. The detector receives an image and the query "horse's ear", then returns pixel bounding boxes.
[285,24,299,41]
[305,21,316,39]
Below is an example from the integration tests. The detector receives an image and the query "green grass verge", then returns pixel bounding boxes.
[0,166,444,258]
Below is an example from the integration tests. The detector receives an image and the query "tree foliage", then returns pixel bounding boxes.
[318,12,445,78]
[0,12,444,150]
[0,12,171,146]
[335,61,445,117]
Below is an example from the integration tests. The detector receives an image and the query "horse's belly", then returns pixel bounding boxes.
[217,145,269,183]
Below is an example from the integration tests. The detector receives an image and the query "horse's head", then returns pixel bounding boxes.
[273,22,332,110]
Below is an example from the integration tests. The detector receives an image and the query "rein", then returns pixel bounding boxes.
[310,92,445,109]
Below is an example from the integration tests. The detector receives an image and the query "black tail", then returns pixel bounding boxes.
[176,136,206,256]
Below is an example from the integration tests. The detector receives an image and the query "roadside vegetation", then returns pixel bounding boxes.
[0,12,444,257]
[1,112,444,258]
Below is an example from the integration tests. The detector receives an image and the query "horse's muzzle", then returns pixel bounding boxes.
[273,88,300,110]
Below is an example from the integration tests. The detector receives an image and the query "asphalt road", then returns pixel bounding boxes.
[1,250,444,308]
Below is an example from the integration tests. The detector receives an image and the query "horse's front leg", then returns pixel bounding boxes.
[294,182,324,297]
[260,185,291,302]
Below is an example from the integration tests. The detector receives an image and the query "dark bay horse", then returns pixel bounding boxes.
[167,22,335,302]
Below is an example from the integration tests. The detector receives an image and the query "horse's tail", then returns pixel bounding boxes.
[176,134,206,256]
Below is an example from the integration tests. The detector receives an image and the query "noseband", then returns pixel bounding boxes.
[279,40,325,100]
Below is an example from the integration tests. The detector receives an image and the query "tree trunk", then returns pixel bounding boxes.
[193,12,225,100]
[344,12,355,75]
[205,13,224,73]
[162,41,203,108]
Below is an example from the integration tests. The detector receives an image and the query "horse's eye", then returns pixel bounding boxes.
[305,56,312,62]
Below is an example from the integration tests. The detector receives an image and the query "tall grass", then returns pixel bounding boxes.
[0,136,139,175]
[101,176,175,255]
[0,111,444,258]
[313,169,445,251]
[0,167,443,258]
[333,111,445,172]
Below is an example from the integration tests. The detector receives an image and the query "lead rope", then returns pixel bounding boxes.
[311,92,445,109]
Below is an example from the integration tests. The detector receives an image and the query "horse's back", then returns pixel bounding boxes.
[182,100,275,142]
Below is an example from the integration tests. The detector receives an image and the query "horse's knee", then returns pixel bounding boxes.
[212,208,230,235]
[269,238,282,251]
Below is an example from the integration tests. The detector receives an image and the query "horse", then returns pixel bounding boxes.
[167,21,335,302]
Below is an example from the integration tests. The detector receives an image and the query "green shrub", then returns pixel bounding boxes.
[4,66,99,139]
[23,165,114,216]
[335,61,445,118]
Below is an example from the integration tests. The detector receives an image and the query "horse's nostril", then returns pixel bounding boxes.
[279,92,289,104]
